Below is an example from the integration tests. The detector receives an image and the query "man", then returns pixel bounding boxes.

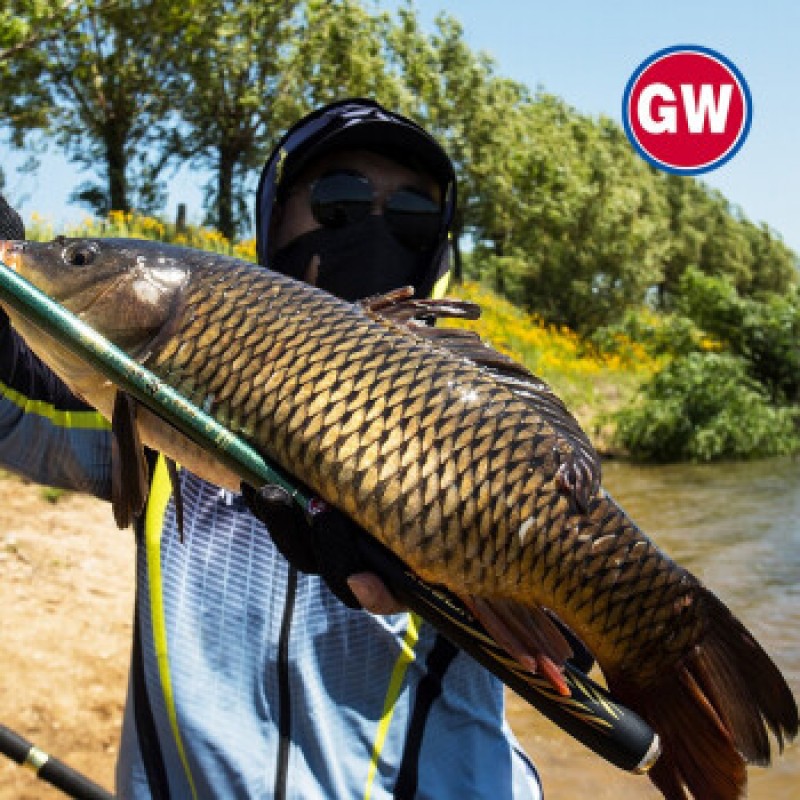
[0,99,542,798]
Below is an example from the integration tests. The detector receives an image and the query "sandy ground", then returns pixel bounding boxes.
[0,476,133,799]
[0,474,795,799]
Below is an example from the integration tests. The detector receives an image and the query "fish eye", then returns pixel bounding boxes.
[63,242,99,267]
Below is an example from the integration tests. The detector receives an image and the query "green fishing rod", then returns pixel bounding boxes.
[0,258,661,786]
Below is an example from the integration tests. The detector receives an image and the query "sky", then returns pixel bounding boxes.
[2,0,798,254]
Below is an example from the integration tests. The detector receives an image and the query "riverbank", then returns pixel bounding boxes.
[2,464,797,798]
[0,477,132,799]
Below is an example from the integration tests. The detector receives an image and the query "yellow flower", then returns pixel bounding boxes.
[234,239,258,263]
[699,336,723,352]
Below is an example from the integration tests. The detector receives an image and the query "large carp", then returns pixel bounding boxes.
[1,237,797,799]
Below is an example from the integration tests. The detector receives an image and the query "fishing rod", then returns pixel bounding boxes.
[0,725,114,800]
[0,258,661,780]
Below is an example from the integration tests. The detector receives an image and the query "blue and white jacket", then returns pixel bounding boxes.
[0,313,542,799]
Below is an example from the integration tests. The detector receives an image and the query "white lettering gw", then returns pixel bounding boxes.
[637,83,677,134]
[680,84,733,133]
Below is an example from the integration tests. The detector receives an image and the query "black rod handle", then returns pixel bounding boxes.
[0,724,115,800]
[354,534,661,773]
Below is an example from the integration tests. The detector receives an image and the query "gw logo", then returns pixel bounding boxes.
[637,83,733,135]
[622,45,752,175]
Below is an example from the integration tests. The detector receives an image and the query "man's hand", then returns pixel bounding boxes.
[346,572,406,615]
[0,194,25,331]
[241,483,405,614]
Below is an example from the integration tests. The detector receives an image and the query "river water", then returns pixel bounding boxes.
[507,456,800,799]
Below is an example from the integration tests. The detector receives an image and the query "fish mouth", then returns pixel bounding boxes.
[0,239,23,269]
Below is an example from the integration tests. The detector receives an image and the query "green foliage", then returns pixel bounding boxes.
[655,178,798,308]
[4,0,798,315]
[165,0,305,237]
[604,278,800,461]
[679,267,800,403]
[590,308,703,361]
[615,352,800,462]
[462,97,684,331]
[0,0,65,137]
[12,0,187,215]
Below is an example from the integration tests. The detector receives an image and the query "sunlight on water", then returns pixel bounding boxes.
[508,457,800,799]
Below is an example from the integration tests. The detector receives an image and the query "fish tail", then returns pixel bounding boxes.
[607,587,798,800]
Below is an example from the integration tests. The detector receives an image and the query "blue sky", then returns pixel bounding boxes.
[2,0,798,254]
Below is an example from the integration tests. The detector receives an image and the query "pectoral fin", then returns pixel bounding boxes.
[463,595,574,696]
[111,391,149,529]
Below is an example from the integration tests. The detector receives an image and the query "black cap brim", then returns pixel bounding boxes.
[277,118,454,197]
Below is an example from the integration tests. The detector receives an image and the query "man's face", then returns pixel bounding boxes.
[272,148,441,269]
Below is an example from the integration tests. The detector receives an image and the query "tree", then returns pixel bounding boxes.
[469,99,670,332]
[0,0,69,194]
[679,266,800,404]
[286,0,401,107]
[0,1,83,140]
[740,218,798,296]
[4,0,189,215]
[385,6,530,280]
[654,178,798,309]
[167,0,398,239]
[654,173,709,308]
[162,0,305,238]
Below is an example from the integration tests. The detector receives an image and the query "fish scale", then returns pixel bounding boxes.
[150,260,697,664]
[3,236,796,800]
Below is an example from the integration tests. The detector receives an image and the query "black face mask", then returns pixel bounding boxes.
[270,215,435,302]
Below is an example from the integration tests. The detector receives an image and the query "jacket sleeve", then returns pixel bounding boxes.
[0,308,112,500]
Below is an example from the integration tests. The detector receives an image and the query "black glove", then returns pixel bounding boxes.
[241,482,374,609]
[0,193,24,330]
[0,193,25,240]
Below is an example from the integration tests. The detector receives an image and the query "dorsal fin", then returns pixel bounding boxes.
[110,391,149,528]
[360,288,602,510]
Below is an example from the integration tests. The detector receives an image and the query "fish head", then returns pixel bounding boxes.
[0,237,193,417]
[0,237,191,354]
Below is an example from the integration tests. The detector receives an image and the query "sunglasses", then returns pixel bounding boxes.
[309,170,443,252]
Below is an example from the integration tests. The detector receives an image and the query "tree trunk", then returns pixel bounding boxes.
[217,147,236,240]
[106,124,129,212]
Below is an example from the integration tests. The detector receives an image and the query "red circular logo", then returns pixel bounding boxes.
[622,46,752,175]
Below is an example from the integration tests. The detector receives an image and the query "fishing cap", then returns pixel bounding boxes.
[255,98,456,298]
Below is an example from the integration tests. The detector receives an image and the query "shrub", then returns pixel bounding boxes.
[679,267,800,403]
[614,352,800,461]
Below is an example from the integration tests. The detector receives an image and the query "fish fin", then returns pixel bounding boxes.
[463,595,573,696]
[361,289,601,509]
[165,457,185,542]
[544,609,596,673]
[110,391,150,529]
[607,587,798,800]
